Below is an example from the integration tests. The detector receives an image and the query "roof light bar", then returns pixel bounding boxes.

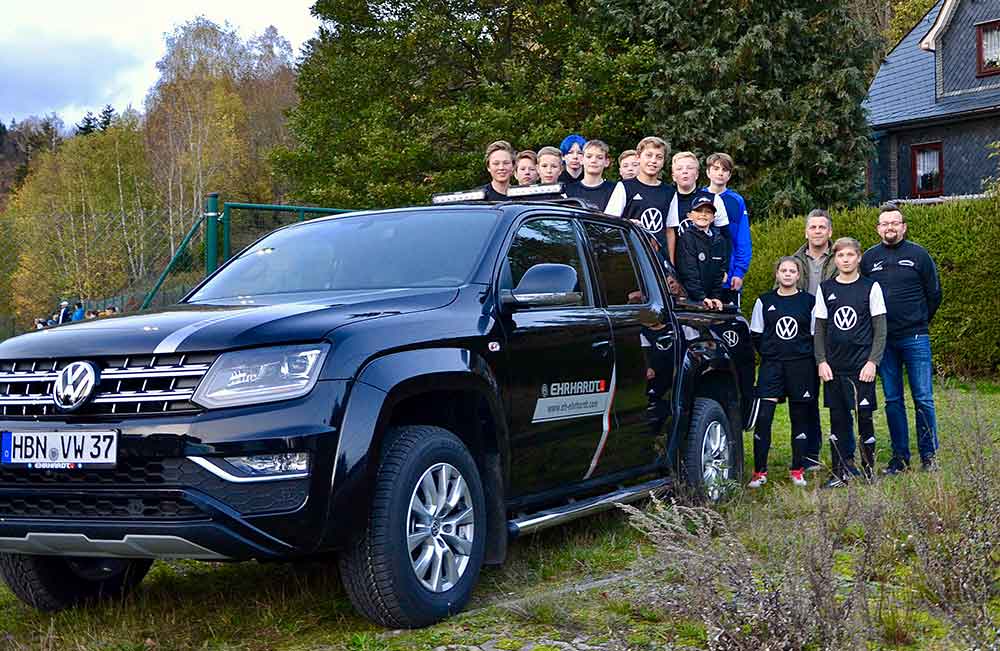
[507,183,564,197]
[431,189,487,205]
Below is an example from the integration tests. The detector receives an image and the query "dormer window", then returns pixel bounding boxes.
[978,20,1000,77]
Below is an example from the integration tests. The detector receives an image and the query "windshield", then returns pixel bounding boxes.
[187,209,498,302]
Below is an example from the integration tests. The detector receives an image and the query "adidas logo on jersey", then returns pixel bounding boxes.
[802,391,811,398]
[827,293,837,300]
[796,433,808,440]
[767,305,776,311]
[633,193,643,200]
[859,398,870,406]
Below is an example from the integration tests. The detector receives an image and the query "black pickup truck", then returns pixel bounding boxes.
[0,199,753,627]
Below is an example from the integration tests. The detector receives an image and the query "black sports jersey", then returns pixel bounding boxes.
[815,276,886,373]
[675,224,729,301]
[564,180,615,211]
[675,188,702,222]
[861,239,941,337]
[558,169,583,185]
[605,178,678,251]
[482,183,507,201]
[750,290,815,361]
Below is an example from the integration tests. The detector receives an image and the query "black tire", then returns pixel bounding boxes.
[339,425,486,628]
[682,397,742,502]
[0,554,152,612]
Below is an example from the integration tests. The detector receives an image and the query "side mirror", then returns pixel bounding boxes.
[501,263,582,310]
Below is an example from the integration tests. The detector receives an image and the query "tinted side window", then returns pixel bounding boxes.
[505,219,589,306]
[584,223,646,306]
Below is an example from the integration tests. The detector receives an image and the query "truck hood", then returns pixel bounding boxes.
[0,288,459,359]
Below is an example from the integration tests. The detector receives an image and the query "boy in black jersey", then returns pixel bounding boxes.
[605,136,679,262]
[669,152,713,227]
[558,134,586,185]
[814,237,887,487]
[676,196,728,310]
[564,140,615,211]
[537,147,563,185]
[618,149,639,180]
[747,257,818,488]
[514,150,539,186]
[482,140,514,200]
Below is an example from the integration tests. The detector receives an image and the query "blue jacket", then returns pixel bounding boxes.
[705,187,752,288]
[71,307,85,322]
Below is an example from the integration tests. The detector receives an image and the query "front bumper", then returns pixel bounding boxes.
[0,380,350,560]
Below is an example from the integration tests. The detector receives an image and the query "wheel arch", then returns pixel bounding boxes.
[324,347,509,563]
[668,346,744,462]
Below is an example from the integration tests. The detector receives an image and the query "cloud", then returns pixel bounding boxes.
[0,31,143,123]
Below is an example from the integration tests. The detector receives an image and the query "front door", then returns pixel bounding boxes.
[500,217,614,497]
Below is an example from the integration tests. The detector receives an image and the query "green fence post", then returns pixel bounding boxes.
[205,192,219,275]
[298,209,305,222]
[221,203,231,262]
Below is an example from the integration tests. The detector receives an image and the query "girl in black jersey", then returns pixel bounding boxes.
[814,238,887,487]
[747,257,818,488]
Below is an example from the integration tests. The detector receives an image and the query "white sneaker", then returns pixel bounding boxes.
[747,472,768,488]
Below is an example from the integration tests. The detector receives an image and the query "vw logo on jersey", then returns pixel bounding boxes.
[776,316,798,340]
[833,306,858,331]
[722,330,739,347]
[639,208,663,234]
[52,361,100,411]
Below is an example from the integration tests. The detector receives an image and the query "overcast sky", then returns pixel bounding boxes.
[1,1,321,128]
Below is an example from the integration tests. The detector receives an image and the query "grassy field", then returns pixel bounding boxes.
[0,380,997,650]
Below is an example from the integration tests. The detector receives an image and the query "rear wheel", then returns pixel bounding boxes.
[339,425,486,628]
[0,554,152,611]
[682,397,742,502]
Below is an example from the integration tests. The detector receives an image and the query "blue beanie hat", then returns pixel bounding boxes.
[559,134,587,155]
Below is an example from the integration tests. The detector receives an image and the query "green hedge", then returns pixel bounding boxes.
[742,198,1000,377]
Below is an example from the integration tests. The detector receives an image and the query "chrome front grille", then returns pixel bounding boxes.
[0,354,217,419]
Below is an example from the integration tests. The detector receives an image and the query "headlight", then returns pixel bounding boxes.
[224,453,310,477]
[192,344,330,409]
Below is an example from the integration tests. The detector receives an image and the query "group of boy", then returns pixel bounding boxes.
[482,135,753,309]
[480,137,940,491]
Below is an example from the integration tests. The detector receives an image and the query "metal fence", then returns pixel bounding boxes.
[0,193,351,337]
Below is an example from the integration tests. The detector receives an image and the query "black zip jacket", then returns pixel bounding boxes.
[676,222,730,302]
[861,239,941,337]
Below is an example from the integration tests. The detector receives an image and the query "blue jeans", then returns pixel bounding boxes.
[880,334,939,461]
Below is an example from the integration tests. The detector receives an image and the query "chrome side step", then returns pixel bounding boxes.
[508,477,670,537]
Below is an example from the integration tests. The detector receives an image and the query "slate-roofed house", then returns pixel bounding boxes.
[865,0,1000,202]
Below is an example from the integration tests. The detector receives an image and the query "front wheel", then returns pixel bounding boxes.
[339,425,486,628]
[0,554,152,611]
[682,397,742,502]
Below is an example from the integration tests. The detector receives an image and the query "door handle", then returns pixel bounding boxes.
[592,340,611,358]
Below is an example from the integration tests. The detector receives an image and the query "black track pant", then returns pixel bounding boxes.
[752,399,812,473]
[829,407,875,475]
[806,399,823,465]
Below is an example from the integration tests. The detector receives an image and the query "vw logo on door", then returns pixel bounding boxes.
[776,316,798,340]
[833,306,858,331]
[52,361,100,411]
[722,330,739,347]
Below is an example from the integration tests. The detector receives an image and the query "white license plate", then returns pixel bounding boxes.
[1,431,118,469]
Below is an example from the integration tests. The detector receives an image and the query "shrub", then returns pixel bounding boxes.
[743,198,1000,376]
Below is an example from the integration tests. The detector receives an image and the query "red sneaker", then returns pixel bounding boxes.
[789,468,806,487]
[747,471,768,488]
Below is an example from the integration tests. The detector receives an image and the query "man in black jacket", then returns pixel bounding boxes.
[676,196,729,310]
[861,204,943,473]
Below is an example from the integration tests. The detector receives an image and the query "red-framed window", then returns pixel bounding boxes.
[911,142,943,198]
[978,20,1000,77]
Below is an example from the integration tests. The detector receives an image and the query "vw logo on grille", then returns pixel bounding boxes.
[52,361,100,412]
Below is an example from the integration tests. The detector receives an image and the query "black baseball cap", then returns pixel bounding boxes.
[690,195,717,213]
